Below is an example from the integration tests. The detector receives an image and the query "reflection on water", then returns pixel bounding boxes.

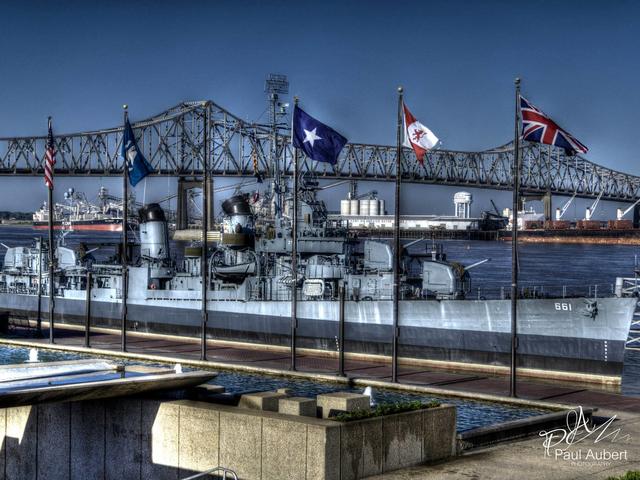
[0,346,81,364]
[211,370,548,432]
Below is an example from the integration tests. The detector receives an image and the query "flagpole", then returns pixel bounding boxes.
[290,96,301,371]
[510,78,521,398]
[392,87,403,383]
[36,238,43,336]
[121,105,129,353]
[47,116,55,344]
[201,103,210,361]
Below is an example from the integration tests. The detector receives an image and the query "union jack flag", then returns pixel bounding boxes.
[44,117,55,189]
[519,95,588,156]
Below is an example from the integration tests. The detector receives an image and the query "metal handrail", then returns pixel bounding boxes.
[181,466,238,480]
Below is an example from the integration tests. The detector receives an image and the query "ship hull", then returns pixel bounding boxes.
[499,229,640,245]
[32,219,122,232]
[0,293,634,379]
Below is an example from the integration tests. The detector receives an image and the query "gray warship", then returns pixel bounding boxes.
[0,179,636,380]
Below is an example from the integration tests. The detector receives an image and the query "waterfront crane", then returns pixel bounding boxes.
[160,179,260,203]
[555,192,578,220]
[351,190,378,200]
[584,191,604,221]
[617,197,640,220]
[490,199,502,217]
[318,180,352,191]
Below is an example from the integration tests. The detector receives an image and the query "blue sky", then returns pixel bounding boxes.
[0,0,638,216]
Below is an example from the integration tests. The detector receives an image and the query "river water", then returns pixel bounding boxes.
[1,226,638,395]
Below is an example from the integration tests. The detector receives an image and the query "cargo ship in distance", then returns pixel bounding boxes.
[499,196,640,245]
[328,190,640,244]
[32,187,126,232]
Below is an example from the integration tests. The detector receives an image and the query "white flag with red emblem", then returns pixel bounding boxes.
[402,103,438,164]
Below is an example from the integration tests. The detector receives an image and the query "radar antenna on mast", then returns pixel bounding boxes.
[265,73,290,214]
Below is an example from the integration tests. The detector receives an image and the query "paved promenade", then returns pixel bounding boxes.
[367,408,640,480]
[3,324,640,479]
[3,323,639,413]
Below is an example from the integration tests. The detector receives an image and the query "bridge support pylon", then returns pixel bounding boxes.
[521,191,553,222]
[177,177,213,230]
[543,191,552,222]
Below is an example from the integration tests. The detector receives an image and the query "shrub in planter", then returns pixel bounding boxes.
[331,400,441,422]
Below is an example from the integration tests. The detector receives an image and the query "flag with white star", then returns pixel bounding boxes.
[292,105,348,165]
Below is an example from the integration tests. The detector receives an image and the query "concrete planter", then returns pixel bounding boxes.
[0,398,456,480]
[337,405,457,479]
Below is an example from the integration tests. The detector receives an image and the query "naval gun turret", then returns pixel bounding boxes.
[421,244,489,299]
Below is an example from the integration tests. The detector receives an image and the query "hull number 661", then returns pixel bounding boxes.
[554,302,572,311]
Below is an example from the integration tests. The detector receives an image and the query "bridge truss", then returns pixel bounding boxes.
[1,100,638,201]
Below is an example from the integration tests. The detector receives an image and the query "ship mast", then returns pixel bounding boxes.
[265,74,289,215]
[290,96,299,371]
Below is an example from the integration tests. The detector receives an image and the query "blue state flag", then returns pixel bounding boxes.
[122,119,154,186]
[292,105,347,165]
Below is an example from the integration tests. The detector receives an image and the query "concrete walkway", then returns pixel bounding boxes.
[367,409,640,480]
[4,324,640,478]
[3,323,640,413]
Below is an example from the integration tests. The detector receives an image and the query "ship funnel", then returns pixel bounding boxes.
[221,195,252,216]
[139,203,170,261]
[139,203,167,223]
[221,194,255,248]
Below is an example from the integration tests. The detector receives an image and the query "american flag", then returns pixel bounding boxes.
[44,117,55,189]
[520,95,588,156]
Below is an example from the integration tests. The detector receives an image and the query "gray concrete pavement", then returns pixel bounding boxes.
[366,409,640,480]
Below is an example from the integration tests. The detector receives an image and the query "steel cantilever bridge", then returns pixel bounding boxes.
[1,100,639,201]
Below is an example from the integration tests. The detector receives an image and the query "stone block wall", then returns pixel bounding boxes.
[338,405,457,479]
[0,398,456,480]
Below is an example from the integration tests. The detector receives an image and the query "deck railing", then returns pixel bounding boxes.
[0,278,630,302]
